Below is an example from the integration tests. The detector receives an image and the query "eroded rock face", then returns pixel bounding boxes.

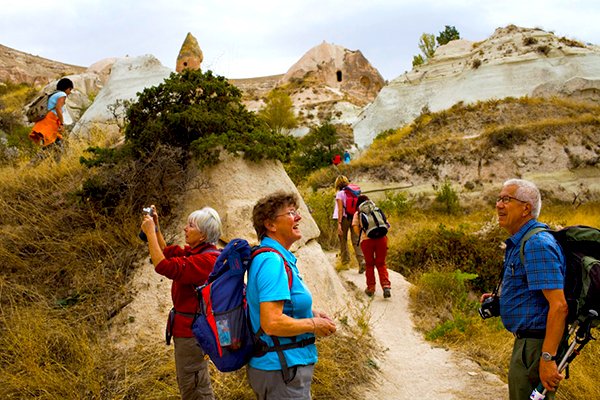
[353,25,600,148]
[109,155,349,347]
[176,32,203,73]
[71,55,172,139]
[281,41,385,105]
[532,76,600,104]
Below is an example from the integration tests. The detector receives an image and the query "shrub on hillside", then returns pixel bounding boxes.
[435,180,460,214]
[286,122,344,184]
[303,188,338,250]
[387,223,505,292]
[378,190,412,216]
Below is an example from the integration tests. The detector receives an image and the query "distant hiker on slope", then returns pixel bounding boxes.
[480,179,567,399]
[247,191,336,399]
[28,78,73,164]
[141,206,222,400]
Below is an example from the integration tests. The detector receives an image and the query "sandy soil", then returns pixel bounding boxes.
[340,266,508,400]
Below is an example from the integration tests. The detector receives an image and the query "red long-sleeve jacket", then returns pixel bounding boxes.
[156,242,220,337]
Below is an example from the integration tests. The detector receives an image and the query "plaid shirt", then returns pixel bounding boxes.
[499,219,565,332]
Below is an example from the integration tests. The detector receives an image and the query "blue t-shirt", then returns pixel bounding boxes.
[247,236,317,370]
[499,219,565,332]
[47,91,67,116]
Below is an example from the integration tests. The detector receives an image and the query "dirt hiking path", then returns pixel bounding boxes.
[340,266,508,400]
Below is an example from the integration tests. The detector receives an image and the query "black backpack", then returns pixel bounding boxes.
[520,225,600,326]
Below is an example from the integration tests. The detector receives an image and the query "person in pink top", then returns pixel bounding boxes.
[333,175,365,272]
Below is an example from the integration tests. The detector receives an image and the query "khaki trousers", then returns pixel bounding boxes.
[173,337,214,400]
[338,216,365,268]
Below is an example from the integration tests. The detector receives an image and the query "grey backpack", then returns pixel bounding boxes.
[358,200,388,241]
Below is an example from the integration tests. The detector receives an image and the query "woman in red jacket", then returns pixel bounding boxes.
[141,206,222,400]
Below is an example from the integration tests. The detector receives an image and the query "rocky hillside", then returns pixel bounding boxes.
[350,96,600,204]
[0,44,86,86]
[354,25,600,148]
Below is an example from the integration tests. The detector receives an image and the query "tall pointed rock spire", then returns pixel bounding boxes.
[176,32,203,73]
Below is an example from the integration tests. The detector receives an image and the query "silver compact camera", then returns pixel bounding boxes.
[139,207,155,242]
[142,207,154,216]
[478,296,500,319]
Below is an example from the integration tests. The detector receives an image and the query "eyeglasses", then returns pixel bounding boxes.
[275,210,300,218]
[496,195,527,204]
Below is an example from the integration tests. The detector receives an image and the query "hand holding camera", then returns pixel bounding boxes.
[139,206,158,242]
[478,295,500,319]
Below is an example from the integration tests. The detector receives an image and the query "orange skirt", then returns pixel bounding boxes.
[29,112,62,147]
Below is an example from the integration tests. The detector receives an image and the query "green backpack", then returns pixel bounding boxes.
[520,225,600,326]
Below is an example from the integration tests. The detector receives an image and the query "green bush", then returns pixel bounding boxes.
[286,122,343,184]
[303,188,338,250]
[124,69,296,167]
[435,180,460,214]
[388,223,505,292]
[377,190,412,216]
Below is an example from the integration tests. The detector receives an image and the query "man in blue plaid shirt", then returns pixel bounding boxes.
[481,179,568,399]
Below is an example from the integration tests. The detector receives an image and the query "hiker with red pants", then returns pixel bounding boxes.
[141,206,222,400]
[352,195,391,298]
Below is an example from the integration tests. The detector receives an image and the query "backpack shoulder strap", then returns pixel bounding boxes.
[251,246,293,289]
[519,227,550,265]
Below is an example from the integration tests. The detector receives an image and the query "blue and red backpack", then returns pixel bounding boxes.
[192,238,314,374]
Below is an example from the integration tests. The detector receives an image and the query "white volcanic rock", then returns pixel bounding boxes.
[353,25,600,148]
[72,55,172,138]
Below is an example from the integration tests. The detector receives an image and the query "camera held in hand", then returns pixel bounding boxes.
[139,207,155,242]
[478,295,500,319]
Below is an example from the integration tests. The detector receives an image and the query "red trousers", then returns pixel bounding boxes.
[360,236,391,291]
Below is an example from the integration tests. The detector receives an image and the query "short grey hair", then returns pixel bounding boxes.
[503,179,541,218]
[188,207,222,244]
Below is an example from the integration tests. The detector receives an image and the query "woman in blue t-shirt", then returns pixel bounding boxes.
[247,191,336,399]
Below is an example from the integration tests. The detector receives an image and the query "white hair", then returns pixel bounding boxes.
[188,207,222,244]
[503,179,541,218]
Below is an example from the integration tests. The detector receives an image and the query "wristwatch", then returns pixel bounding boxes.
[541,351,557,361]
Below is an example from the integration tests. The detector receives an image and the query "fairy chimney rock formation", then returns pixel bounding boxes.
[176,32,203,73]
[280,41,385,104]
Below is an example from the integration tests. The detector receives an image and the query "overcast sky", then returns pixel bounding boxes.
[2,0,599,81]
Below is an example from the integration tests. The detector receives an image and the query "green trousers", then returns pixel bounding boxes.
[509,337,555,400]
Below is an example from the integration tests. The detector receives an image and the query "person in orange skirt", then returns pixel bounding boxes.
[28,78,74,163]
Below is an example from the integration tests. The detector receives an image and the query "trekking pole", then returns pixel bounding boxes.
[530,310,598,400]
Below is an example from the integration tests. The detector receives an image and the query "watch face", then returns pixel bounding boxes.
[541,352,554,361]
